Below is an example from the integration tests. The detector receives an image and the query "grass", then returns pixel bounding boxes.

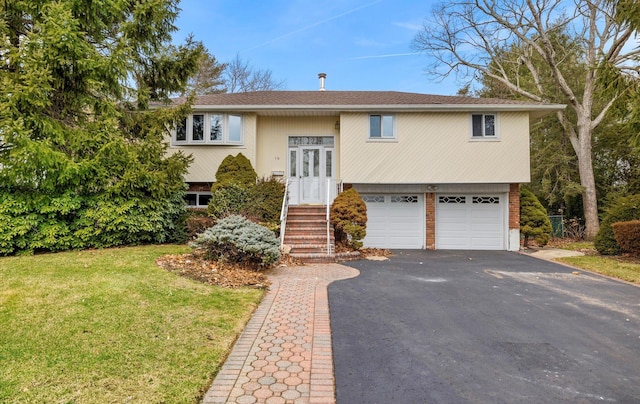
[553,240,640,283]
[0,245,264,403]
[558,255,640,283]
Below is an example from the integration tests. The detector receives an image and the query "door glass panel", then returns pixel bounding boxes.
[325,150,332,177]
[312,149,319,176]
[303,150,310,177]
[289,149,297,177]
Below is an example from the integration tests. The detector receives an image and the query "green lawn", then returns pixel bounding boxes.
[0,245,264,403]
[554,241,640,283]
[558,255,640,283]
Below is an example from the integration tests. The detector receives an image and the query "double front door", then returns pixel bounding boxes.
[288,137,334,205]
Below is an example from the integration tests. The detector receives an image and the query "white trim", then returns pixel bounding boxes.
[173,113,244,146]
[185,191,212,208]
[368,113,397,140]
[469,112,499,140]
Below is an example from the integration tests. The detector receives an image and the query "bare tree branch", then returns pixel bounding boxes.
[412,0,640,238]
[224,54,286,93]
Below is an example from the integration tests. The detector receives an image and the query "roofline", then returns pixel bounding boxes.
[189,103,565,116]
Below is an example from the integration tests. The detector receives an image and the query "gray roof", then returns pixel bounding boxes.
[169,91,564,118]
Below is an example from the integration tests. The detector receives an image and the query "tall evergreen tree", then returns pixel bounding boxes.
[0,0,199,254]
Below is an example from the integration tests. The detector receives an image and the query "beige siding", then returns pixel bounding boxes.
[340,112,530,183]
[255,116,340,179]
[166,114,257,183]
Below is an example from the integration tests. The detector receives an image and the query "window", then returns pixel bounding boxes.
[369,114,395,139]
[176,118,187,141]
[185,192,212,208]
[471,113,497,138]
[173,113,243,145]
[192,114,204,141]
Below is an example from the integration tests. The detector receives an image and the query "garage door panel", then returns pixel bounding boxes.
[362,194,424,249]
[437,194,504,250]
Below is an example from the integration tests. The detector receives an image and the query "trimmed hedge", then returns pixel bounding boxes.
[190,215,280,268]
[611,220,640,256]
[595,194,640,255]
[213,153,257,188]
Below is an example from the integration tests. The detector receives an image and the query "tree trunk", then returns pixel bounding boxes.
[577,124,600,240]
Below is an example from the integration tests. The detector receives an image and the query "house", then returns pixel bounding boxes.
[168,79,564,252]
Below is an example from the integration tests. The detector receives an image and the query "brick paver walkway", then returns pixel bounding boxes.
[202,264,360,404]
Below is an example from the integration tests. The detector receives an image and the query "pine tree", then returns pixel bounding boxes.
[520,189,553,248]
[0,0,200,254]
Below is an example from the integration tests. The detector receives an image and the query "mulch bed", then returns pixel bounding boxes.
[156,248,387,288]
[155,252,271,289]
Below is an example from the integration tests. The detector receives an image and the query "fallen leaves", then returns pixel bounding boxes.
[155,252,270,289]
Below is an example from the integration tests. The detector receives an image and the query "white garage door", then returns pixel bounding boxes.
[436,195,505,250]
[362,194,424,249]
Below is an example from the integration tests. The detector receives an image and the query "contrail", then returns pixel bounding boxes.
[245,0,384,51]
[348,52,421,60]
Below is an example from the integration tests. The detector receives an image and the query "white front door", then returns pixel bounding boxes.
[288,137,335,205]
[301,146,322,203]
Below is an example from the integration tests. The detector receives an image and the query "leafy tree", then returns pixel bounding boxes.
[520,188,552,248]
[0,0,198,254]
[413,0,640,239]
[224,54,286,93]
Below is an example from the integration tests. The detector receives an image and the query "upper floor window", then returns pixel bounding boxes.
[471,113,497,138]
[174,113,243,145]
[369,114,395,139]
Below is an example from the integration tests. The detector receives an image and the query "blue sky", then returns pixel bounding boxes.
[173,0,464,94]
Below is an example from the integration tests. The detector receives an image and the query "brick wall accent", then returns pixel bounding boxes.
[425,192,436,250]
[188,182,212,192]
[509,183,520,230]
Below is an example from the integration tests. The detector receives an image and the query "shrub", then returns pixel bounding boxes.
[214,153,257,188]
[611,220,640,256]
[248,177,286,225]
[595,194,640,255]
[0,189,187,255]
[190,215,280,268]
[330,188,367,249]
[520,188,552,247]
[185,209,216,239]
[207,182,252,220]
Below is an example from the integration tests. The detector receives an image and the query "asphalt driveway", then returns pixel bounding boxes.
[329,250,640,404]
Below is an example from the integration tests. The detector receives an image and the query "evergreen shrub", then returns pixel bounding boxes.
[248,177,286,225]
[190,215,280,268]
[611,220,640,256]
[330,188,367,249]
[185,209,216,239]
[594,194,640,255]
[520,188,552,247]
[207,183,251,220]
[213,153,257,188]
